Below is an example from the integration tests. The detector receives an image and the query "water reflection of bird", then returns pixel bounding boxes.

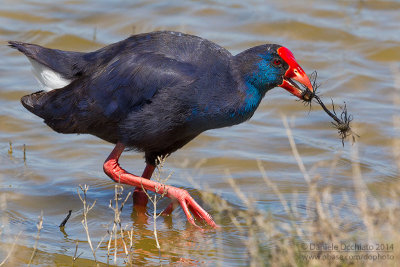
[9,31,313,228]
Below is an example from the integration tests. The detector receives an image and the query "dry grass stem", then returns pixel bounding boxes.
[142,156,172,255]
[208,116,400,266]
[28,211,43,266]
[224,172,267,266]
[72,240,83,265]
[256,160,291,215]
[77,184,99,262]
[107,184,131,264]
[281,114,311,183]
[7,141,12,155]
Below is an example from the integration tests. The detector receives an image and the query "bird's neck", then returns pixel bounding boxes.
[234,50,277,94]
[228,54,272,118]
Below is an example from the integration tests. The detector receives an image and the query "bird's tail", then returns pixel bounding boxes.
[20,83,81,134]
[8,41,87,91]
[20,90,50,119]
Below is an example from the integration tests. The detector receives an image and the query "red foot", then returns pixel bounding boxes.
[103,143,218,228]
[165,187,217,227]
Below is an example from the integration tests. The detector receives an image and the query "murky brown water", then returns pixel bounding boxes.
[1,0,400,265]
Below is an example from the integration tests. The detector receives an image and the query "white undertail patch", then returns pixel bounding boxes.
[29,59,72,91]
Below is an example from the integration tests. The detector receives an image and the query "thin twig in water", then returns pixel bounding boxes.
[127,227,135,265]
[78,184,98,262]
[107,184,131,264]
[142,156,172,257]
[72,240,83,266]
[28,211,43,266]
[59,210,72,228]
[8,141,12,155]
[23,144,26,163]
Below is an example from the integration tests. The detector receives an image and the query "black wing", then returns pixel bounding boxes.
[22,49,198,143]
[17,31,233,143]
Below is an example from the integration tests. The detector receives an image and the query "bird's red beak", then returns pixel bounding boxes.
[277,47,313,100]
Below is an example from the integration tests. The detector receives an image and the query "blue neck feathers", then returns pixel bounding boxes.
[232,53,280,117]
[233,82,262,117]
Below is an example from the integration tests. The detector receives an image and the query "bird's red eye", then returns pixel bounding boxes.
[273,59,281,66]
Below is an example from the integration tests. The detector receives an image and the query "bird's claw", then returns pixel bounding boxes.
[166,187,218,228]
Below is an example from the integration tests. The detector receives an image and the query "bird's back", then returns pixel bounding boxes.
[11,31,239,148]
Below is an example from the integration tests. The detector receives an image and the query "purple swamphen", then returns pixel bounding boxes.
[9,31,313,228]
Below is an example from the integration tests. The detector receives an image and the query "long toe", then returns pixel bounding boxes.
[167,187,218,228]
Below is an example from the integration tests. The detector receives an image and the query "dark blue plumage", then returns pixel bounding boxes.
[9,31,310,165]
[9,31,315,227]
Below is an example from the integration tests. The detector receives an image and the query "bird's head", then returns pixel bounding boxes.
[236,44,313,101]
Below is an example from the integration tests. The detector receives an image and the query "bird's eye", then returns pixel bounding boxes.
[273,59,282,66]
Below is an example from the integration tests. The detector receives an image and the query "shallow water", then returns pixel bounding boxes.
[1,0,399,265]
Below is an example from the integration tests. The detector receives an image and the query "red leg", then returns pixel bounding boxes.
[132,164,155,207]
[103,143,218,228]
